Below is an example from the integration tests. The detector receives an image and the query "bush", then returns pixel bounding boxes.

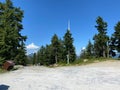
[0,57,5,66]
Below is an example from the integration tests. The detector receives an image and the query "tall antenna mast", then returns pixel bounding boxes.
[68,20,70,30]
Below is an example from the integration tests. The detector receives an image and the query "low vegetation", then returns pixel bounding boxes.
[49,58,114,67]
[0,68,6,73]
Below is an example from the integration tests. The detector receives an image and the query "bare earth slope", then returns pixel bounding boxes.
[1,60,120,90]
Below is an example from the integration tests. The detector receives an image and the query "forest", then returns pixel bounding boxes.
[28,15,120,66]
[0,0,120,66]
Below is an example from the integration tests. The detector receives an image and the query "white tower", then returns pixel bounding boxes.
[67,20,70,64]
[68,20,70,30]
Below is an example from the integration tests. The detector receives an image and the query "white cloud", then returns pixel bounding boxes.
[26,43,39,49]
[82,47,86,50]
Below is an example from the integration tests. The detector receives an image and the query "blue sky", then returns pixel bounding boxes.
[1,0,120,55]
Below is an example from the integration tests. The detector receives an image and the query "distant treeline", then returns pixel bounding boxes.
[28,16,120,65]
[28,30,76,65]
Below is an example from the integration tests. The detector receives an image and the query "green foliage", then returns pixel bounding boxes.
[33,53,37,65]
[28,16,120,66]
[110,21,120,55]
[63,30,76,63]
[37,46,45,65]
[0,57,5,65]
[51,34,60,63]
[55,58,111,67]
[0,68,6,73]
[35,30,76,66]
[80,40,94,59]
[86,40,94,58]
[93,16,109,58]
[0,0,27,65]
[80,48,86,59]
[36,44,55,66]
[51,34,64,64]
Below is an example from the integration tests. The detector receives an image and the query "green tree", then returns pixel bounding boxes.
[37,37,65,66]
[110,21,120,57]
[14,41,27,65]
[37,46,46,65]
[37,44,54,66]
[63,30,76,63]
[93,16,109,58]
[0,0,27,65]
[51,34,64,64]
[80,48,86,59]
[44,44,54,65]
[86,40,94,58]
[51,34,59,64]
[58,39,65,62]
[33,53,37,65]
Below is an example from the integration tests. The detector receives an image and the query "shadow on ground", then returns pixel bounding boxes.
[0,84,9,90]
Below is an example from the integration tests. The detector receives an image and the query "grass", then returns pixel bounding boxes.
[52,57,115,67]
[0,68,6,73]
[0,65,21,74]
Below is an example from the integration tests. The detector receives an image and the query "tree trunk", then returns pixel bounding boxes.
[55,55,57,64]
[103,46,106,58]
[107,42,109,58]
[67,51,70,64]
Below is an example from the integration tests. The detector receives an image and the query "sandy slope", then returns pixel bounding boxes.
[1,60,120,90]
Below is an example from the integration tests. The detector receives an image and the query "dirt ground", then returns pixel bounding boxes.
[1,60,120,90]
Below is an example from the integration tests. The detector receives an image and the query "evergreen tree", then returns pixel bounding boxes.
[33,53,37,65]
[63,30,76,63]
[51,34,64,64]
[44,44,54,65]
[37,46,46,65]
[36,36,65,66]
[80,48,86,59]
[51,34,59,64]
[14,43,27,65]
[93,16,109,58]
[110,21,120,57]
[86,40,94,58]
[0,0,27,65]
[58,39,65,62]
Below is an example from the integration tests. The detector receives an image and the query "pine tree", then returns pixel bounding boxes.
[86,40,94,58]
[58,39,65,62]
[51,34,59,64]
[63,30,76,63]
[93,16,109,58]
[80,48,86,59]
[33,53,37,65]
[0,0,27,65]
[110,21,120,57]
[14,42,27,65]
[51,34,64,64]
[37,46,46,65]
[44,44,54,65]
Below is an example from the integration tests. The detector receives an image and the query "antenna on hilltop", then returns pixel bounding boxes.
[68,20,70,30]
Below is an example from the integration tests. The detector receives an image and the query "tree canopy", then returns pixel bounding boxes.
[63,30,76,63]
[0,0,27,65]
[93,16,109,58]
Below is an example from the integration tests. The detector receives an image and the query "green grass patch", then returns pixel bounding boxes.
[0,68,6,73]
[51,58,115,67]
[73,57,114,65]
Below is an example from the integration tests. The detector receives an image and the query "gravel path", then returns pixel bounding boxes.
[1,60,120,90]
